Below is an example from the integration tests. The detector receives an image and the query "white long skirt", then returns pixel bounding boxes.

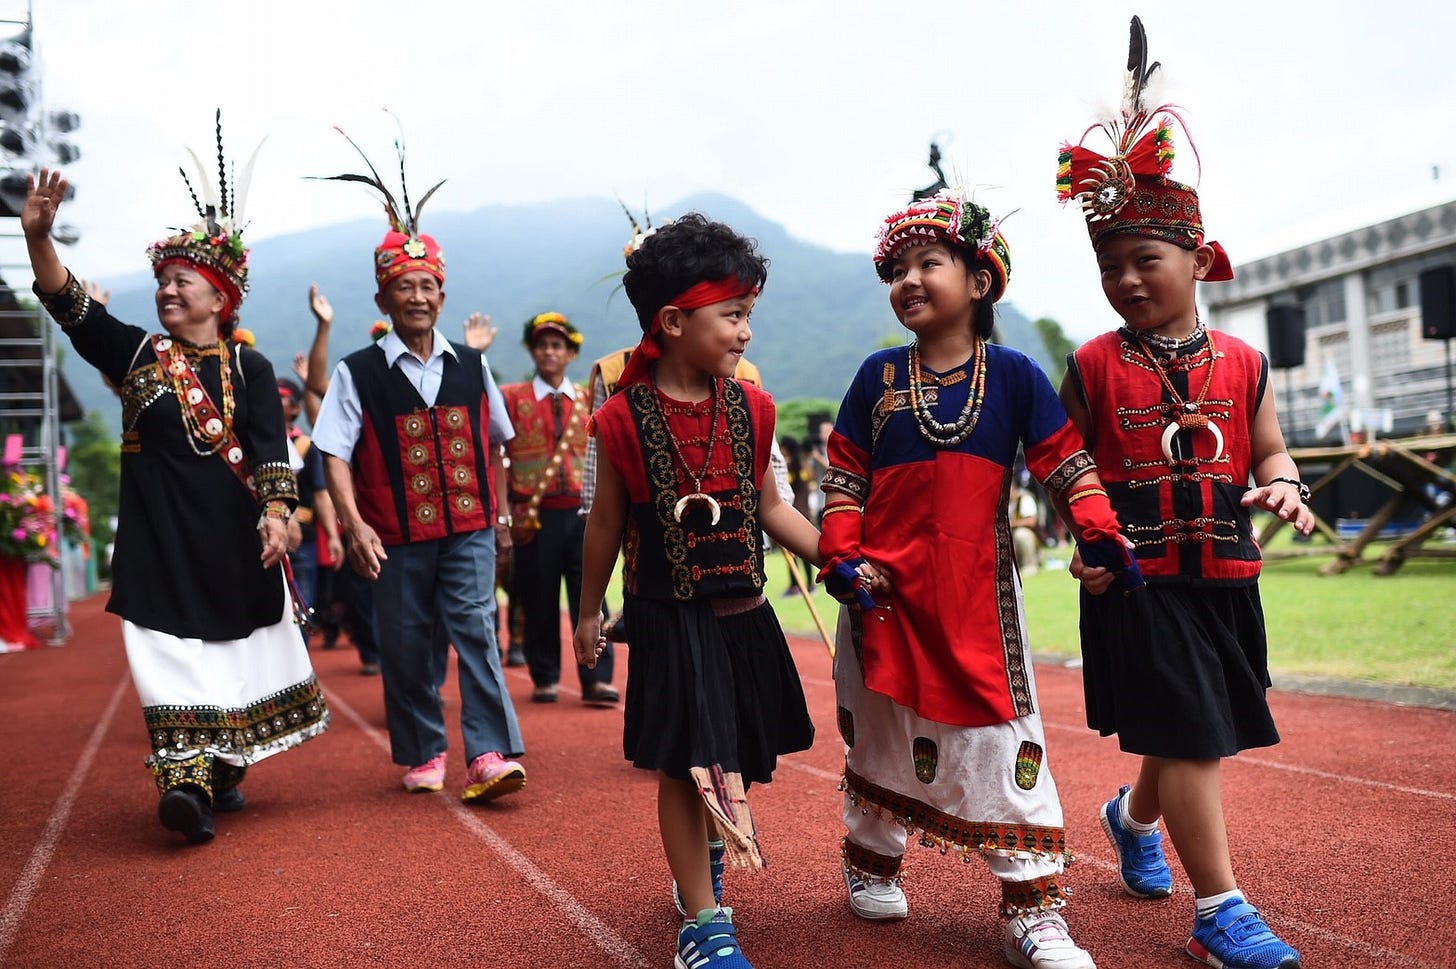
[834,607,1067,891]
[123,577,329,770]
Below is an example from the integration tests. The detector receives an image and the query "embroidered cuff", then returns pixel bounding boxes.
[253,461,299,505]
[821,465,869,503]
[1043,450,1096,497]
[32,270,95,328]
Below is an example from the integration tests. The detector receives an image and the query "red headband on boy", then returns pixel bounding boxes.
[615,277,759,390]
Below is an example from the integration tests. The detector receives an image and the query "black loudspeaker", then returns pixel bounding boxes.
[1265,304,1307,370]
[1419,266,1456,340]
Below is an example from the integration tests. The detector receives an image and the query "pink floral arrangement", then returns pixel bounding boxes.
[0,470,89,565]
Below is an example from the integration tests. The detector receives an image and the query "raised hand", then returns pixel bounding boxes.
[463,312,497,351]
[308,284,333,327]
[23,169,68,240]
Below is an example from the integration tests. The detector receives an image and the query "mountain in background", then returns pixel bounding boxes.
[64,193,1054,438]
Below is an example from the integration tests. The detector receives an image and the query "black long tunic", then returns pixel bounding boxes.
[40,281,296,640]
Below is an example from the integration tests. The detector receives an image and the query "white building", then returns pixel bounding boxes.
[1204,197,1456,443]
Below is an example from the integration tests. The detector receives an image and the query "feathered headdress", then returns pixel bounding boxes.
[147,110,260,328]
[872,187,1012,301]
[313,119,448,288]
[1055,16,1232,280]
[618,195,658,259]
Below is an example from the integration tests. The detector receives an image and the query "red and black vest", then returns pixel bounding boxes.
[1071,328,1266,585]
[500,381,587,515]
[346,341,494,546]
[593,378,772,602]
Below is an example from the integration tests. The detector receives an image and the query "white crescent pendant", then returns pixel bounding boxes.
[673,493,721,525]
[1160,419,1226,463]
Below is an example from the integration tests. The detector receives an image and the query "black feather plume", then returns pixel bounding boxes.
[178,166,205,221]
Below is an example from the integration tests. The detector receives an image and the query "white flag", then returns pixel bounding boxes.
[1314,357,1344,439]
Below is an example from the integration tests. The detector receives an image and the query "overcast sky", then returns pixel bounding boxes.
[12,1,1456,341]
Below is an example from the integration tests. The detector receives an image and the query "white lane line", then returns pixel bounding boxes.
[780,755,842,783]
[1041,720,1456,801]
[0,675,129,964]
[326,686,652,968]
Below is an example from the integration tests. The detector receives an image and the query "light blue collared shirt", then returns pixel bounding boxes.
[312,329,514,462]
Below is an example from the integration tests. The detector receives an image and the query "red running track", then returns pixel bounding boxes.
[2,592,1453,968]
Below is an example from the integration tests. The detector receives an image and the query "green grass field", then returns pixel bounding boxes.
[755,538,1456,693]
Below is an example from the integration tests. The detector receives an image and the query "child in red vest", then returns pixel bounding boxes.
[1056,17,1312,969]
[573,213,819,969]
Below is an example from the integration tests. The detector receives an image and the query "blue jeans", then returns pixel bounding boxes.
[373,529,524,767]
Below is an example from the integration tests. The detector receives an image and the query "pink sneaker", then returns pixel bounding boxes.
[461,752,526,803]
[401,752,447,793]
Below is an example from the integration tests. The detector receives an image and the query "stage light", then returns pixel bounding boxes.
[0,171,23,215]
[48,110,79,133]
[51,223,79,245]
[0,124,32,156]
[0,40,31,77]
[50,140,78,164]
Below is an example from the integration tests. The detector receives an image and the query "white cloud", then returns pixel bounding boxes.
[15,0,1456,342]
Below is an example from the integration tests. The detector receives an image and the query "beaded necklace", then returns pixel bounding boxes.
[1126,327,1225,463]
[906,338,987,447]
[155,335,236,456]
[1137,319,1206,354]
[651,376,722,524]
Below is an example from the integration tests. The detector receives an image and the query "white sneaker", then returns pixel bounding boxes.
[842,864,908,921]
[1003,911,1096,969]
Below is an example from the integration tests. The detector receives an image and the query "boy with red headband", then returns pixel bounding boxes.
[817,187,1140,969]
[1056,17,1309,969]
[572,213,819,969]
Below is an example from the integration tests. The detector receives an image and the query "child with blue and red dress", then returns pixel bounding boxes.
[817,188,1142,969]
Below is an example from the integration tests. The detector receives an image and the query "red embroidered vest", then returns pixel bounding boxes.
[1071,328,1266,584]
[592,379,772,601]
[500,381,587,517]
[346,342,494,546]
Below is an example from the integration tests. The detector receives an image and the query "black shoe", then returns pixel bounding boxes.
[583,683,620,707]
[505,647,526,667]
[158,787,215,844]
[213,787,246,812]
[603,618,628,644]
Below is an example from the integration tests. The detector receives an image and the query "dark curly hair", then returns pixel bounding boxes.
[622,213,769,331]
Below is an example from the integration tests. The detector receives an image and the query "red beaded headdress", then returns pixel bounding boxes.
[1055,16,1233,281]
[314,122,447,289]
[872,188,1012,301]
[147,110,257,329]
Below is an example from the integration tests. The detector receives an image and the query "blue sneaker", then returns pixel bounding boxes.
[675,908,752,969]
[1187,898,1301,968]
[1099,785,1173,898]
[673,840,726,917]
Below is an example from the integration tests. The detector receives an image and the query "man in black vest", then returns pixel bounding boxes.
[313,225,527,803]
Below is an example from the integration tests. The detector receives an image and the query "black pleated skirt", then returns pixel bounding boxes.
[621,593,815,784]
[1079,582,1281,759]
